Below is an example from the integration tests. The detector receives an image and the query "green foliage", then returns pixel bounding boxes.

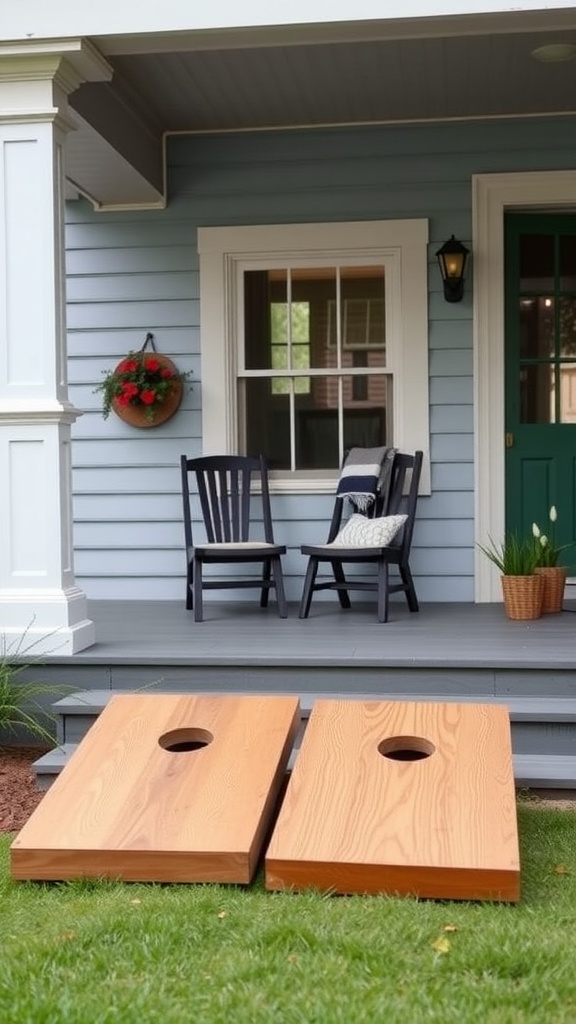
[478,533,539,576]
[1,806,576,1023]
[0,631,67,745]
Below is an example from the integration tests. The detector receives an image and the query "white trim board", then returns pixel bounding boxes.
[472,169,576,602]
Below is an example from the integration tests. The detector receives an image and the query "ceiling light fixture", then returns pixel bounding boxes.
[531,43,576,63]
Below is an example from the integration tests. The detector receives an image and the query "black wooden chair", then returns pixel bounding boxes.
[180,454,287,622]
[298,450,423,623]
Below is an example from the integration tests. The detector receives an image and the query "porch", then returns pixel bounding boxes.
[30,595,576,792]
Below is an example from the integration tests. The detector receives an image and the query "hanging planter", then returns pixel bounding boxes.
[95,333,192,429]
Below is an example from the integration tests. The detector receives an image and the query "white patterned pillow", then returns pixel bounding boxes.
[330,513,408,548]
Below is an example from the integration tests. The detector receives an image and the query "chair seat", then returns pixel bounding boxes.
[197,541,286,556]
[301,543,398,560]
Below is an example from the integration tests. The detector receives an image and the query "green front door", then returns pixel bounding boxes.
[504,213,576,571]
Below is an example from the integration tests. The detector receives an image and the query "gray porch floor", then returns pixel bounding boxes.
[63,597,576,672]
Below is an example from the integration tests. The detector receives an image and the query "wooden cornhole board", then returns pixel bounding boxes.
[265,699,520,902]
[11,693,300,884]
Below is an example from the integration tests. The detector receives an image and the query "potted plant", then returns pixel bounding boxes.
[532,507,572,614]
[478,533,543,620]
[95,334,192,428]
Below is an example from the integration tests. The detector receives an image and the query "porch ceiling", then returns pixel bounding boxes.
[64,8,576,206]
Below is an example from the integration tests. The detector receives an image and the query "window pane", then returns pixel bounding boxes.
[519,234,554,291]
[244,270,277,371]
[560,236,576,290]
[294,374,389,470]
[342,374,388,448]
[559,297,576,357]
[244,378,291,470]
[295,389,340,470]
[519,297,554,358]
[559,364,576,423]
[520,365,554,424]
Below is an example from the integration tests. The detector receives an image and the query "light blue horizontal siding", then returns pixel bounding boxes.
[67,114,576,602]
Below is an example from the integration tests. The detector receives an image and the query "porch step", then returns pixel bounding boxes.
[52,689,576,736]
[32,744,576,793]
[32,688,576,791]
[513,755,576,791]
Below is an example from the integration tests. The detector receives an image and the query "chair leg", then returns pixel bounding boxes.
[330,561,352,609]
[260,559,271,608]
[377,559,389,623]
[299,558,319,618]
[186,563,193,610]
[400,563,419,612]
[193,557,204,623]
[271,556,288,618]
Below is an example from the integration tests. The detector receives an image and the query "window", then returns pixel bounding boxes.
[198,220,429,492]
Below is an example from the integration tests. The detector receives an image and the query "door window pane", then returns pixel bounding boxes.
[519,297,554,358]
[559,297,576,357]
[559,364,576,423]
[519,234,554,291]
[520,365,554,424]
[560,235,576,290]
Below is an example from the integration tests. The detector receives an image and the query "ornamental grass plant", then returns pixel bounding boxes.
[478,533,539,576]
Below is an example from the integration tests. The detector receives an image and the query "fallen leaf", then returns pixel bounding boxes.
[217,910,227,919]
[443,924,458,932]
[431,936,451,954]
[130,898,142,905]
[553,864,570,875]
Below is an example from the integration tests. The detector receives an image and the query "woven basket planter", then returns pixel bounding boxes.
[534,566,567,614]
[500,574,543,621]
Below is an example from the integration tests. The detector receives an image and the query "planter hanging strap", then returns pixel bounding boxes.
[140,332,156,353]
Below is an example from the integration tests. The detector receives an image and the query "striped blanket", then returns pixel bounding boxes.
[336,446,396,511]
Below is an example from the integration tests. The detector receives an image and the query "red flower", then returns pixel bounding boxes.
[140,389,157,405]
[117,393,132,406]
[144,358,160,372]
[121,382,139,397]
[118,358,138,373]
[160,368,174,379]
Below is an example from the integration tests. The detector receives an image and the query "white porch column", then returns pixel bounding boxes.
[0,44,110,654]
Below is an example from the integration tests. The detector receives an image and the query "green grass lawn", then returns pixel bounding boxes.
[1,803,575,1024]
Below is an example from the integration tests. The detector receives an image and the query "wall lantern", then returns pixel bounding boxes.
[436,235,470,303]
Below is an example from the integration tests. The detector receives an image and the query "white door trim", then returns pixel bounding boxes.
[472,169,576,601]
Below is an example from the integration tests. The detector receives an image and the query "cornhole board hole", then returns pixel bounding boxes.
[265,699,520,902]
[11,693,300,884]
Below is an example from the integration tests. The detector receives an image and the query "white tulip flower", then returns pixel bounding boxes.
[532,523,541,538]
[549,505,557,523]
[540,535,548,548]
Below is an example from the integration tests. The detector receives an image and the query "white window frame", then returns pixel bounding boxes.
[198,220,430,492]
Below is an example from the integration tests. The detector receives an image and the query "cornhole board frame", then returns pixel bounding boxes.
[11,693,300,884]
[265,699,520,901]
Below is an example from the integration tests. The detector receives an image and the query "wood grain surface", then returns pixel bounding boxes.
[11,693,300,883]
[265,699,520,901]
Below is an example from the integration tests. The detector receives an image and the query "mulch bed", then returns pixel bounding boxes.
[0,746,47,833]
